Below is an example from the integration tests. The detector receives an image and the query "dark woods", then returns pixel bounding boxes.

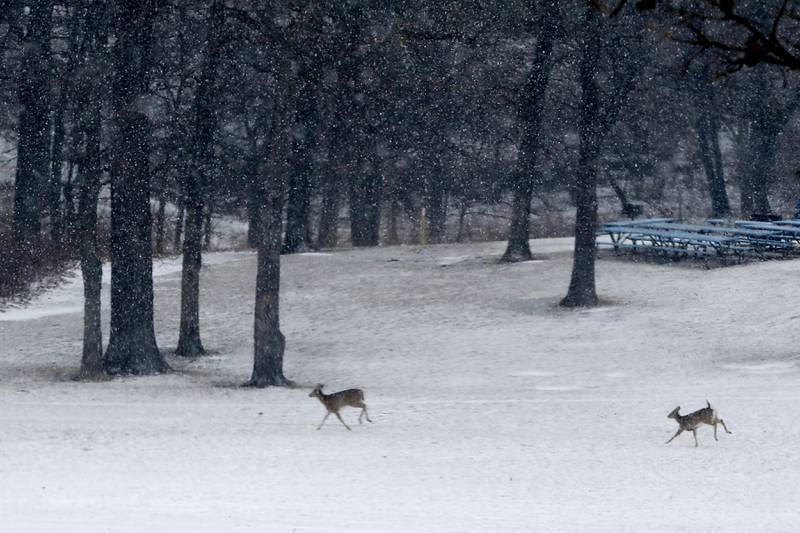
[0,1,798,381]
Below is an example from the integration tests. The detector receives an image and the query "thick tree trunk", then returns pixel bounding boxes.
[502,12,557,262]
[282,79,317,254]
[504,178,535,261]
[203,201,213,250]
[247,68,294,388]
[104,0,168,375]
[562,149,600,308]
[317,175,340,248]
[695,114,731,217]
[49,87,67,244]
[425,166,448,245]
[174,191,185,252]
[77,100,104,380]
[154,185,167,256]
[689,60,731,218]
[283,166,313,253]
[386,197,401,245]
[13,0,53,245]
[176,0,224,357]
[748,117,779,218]
[349,170,382,247]
[562,8,603,308]
[248,197,290,387]
[456,201,469,243]
[247,177,262,248]
[176,189,205,357]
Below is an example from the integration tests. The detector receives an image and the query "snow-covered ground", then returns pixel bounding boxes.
[1,238,799,532]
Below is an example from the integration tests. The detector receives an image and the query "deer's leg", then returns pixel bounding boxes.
[719,419,732,434]
[334,412,351,431]
[692,429,698,447]
[362,405,372,423]
[666,428,683,444]
[713,422,719,441]
[317,412,330,430]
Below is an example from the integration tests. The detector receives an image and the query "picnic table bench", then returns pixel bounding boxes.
[597,224,750,261]
[601,219,794,256]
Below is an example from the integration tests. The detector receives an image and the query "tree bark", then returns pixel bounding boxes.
[154,185,167,255]
[103,0,168,375]
[247,169,262,248]
[282,76,318,254]
[317,174,340,248]
[502,12,557,262]
[689,60,730,218]
[174,189,185,252]
[562,8,603,308]
[747,86,779,218]
[202,200,213,250]
[425,161,449,245]
[386,197,401,245]
[249,192,290,387]
[49,84,67,244]
[176,0,224,358]
[247,68,293,388]
[349,168,382,247]
[13,0,53,245]
[77,95,104,380]
[695,112,731,217]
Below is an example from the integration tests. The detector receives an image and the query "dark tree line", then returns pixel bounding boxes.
[2,0,800,386]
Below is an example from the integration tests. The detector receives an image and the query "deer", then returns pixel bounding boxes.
[309,384,372,431]
[666,400,732,447]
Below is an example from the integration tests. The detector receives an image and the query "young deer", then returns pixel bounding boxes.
[309,384,372,431]
[666,400,732,447]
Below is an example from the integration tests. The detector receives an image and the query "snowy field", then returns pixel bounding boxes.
[1,238,799,532]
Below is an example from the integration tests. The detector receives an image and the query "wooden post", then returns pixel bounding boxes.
[419,206,428,245]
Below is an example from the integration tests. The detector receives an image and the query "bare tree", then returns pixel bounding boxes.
[175,0,226,358]
[103,0,169,375]
[502,6,560,262]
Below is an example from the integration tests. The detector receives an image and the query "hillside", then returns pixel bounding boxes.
[1,239,798,532]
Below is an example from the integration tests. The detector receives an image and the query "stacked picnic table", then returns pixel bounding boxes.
[596,218,800,262]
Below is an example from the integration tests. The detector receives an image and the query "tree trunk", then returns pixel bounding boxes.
[103,0,168,375]
[695,112,731,217]
[349,169,382,247]
[49,85,67,244]
[62,160,78,247]
[13,0,53,245]
[502,11,557,262]
[425,165,448,245]
[689,60,730,218]
[282,78,317,254]
[176,0,224,357]
[562,8,602,308]
[247,71,293,388]
[386,197,401,245]
[174,190,185,252]
[247,173,262,248]
[176,188,205,357]
[317,174,340,248]
[203,201,213,250]
[562,147,600,308]
[154,185,167,255]
[77,98,104,380]
[248,194,290,387]
[748,115,779,218]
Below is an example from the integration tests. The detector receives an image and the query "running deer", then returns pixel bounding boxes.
[666,400,732,447]
[309,384,372,431]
